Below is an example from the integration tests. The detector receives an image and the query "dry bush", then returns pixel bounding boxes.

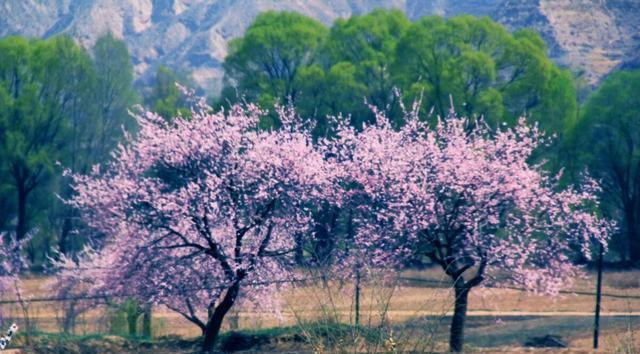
[603,271,640,290]
[286,266,451,353]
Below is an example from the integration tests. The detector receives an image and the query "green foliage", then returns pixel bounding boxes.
[222,11,327,129]
[0,34,135,264]
[91,32,137,159]
[570,70,640,262]
[0,36,93,245]
[107,299,147,338]
[147,65,192,120]
[395,16,576,130]
[320,9,410,127]
[221,11,576,139]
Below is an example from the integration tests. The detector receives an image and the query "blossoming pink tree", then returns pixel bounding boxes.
[327,107,612,352]
[67,100,333,351]
[0,232,28,325]
[48,247,109,333]
[0,232,26,291]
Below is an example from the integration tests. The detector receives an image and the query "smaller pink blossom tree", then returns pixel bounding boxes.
[0,232,28,326]
[68,100,334,351]
[0,232,27,294]
[48,247,108,333]
[327,107,612,352]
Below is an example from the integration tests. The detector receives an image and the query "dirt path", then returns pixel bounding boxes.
[167,309,640,318]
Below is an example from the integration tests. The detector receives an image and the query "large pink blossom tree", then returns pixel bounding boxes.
[67,100,334,351]
[327,106,611,352]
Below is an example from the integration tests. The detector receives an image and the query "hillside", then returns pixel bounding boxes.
[1,0,638,91]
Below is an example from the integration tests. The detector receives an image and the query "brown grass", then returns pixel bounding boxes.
[3,269,640,352]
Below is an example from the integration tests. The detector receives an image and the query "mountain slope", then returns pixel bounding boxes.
[1,0,638,91]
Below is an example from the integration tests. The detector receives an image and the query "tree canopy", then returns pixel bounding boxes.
[66,101,334,351]
[569,70,640,263]
[221,11,577,138]
[327,106,609,352]
[147,65,193,120]
[222,11,327,128]
[0,34,135,263]
[0,36,93,245]
[395,16,576,131]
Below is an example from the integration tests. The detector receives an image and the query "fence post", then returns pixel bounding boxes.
[593,242,604,349]
[354,266,360,327]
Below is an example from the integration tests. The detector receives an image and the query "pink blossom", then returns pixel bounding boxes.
[327,109,612,294]
[66,99,335,349]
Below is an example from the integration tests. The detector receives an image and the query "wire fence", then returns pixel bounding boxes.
[2,275,640,305]
[1,271,639,341]
[398,277,640,300]
[0,267,638,354]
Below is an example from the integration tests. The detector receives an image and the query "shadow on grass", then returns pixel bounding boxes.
[399,315,640,348]
[11,315,640,352]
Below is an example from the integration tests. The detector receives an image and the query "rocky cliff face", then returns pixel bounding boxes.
[539,0,639,83]
[1,0,638,91]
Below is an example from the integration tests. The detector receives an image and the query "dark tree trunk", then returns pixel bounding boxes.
[16,184,28,241]
[450,285,470,352]
[142,304,152,339]
[202,282,240,352]
[127,308,139,337]
[629,224,640,265]
[59,217,72,255]
[621,198,640,265]
[312,207,339,265]
[593,243,604,349]
[294,233,305,265]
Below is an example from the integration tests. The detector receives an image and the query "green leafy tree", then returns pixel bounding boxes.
[295,62,368,136]
[222,11,327,128]
[0,34,134,262]
[222,11,575,139]
[0,36,94,247]
[394,15,576,132]
[147,65,192,121]
[571,70,640,263]
[92,32,136,159]
[322,9,409,125]
[0,85,16,231]
[54,33,136,255]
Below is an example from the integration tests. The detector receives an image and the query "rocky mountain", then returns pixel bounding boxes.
[1,0,638,92]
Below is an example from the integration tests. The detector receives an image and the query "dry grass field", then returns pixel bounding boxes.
[2,267,640,352]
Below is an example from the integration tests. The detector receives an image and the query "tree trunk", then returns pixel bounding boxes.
[449,285,470,352]
[629,223,640,265]
[593,243,604,349]
[59,217,72,255]
[622,198,640,265]
[127,309,138,337]
[202,282,240,352]
[294,233,305,265]
[16,185,28,241]
[142,304,152,339]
